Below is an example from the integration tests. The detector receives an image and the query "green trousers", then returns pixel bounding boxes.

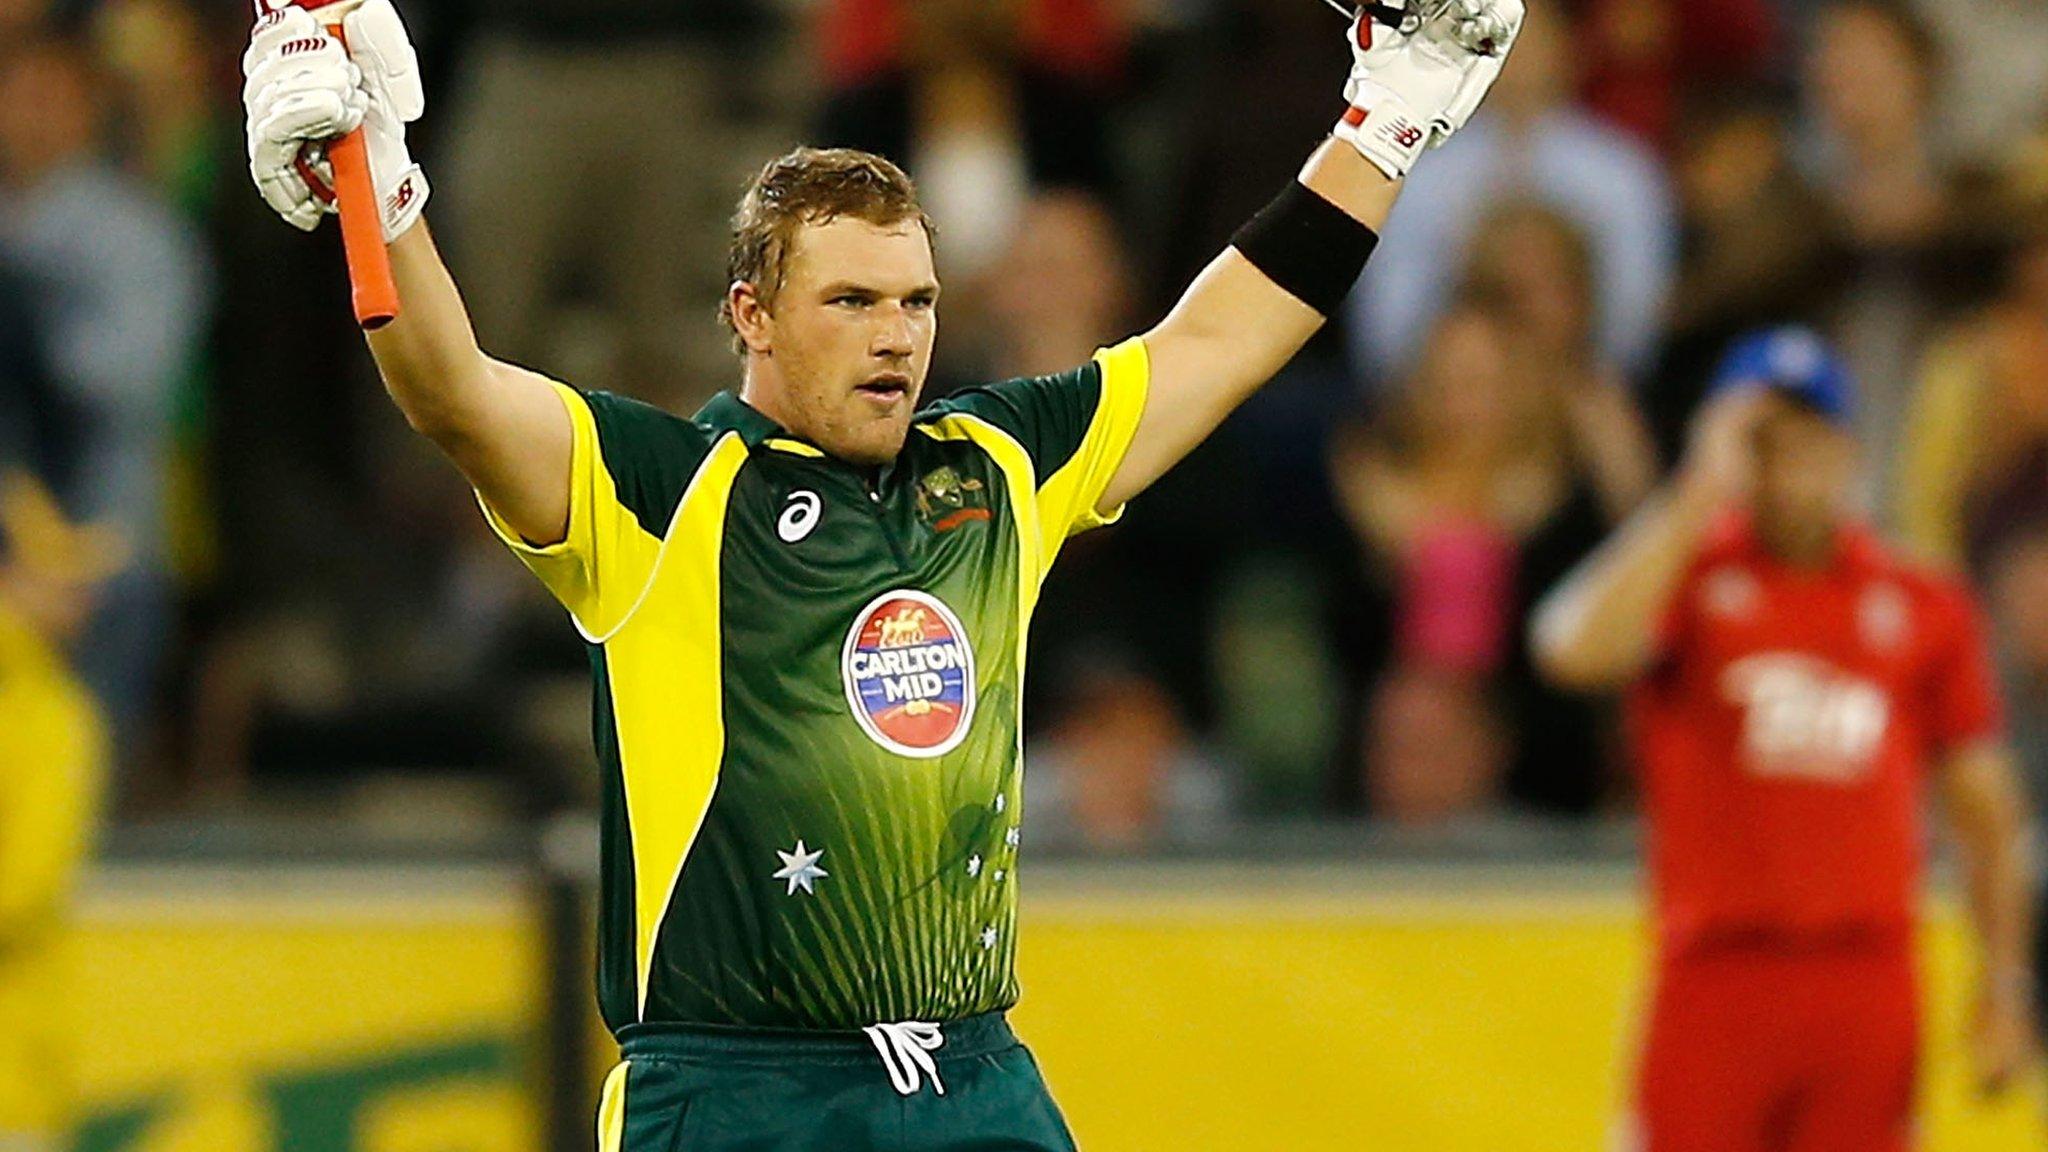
[598,1012,1078,1151]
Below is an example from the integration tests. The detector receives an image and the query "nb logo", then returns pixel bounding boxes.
[778,490,822,544]
[1392,124,1425,149]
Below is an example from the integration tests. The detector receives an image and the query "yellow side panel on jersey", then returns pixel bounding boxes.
[604,433,749,1018]
[478,381,667,640]
[596,1060,628,1152]
[1039,337,1151,552]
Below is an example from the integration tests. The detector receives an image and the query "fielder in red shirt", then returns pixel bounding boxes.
[1533,328,2037,1152]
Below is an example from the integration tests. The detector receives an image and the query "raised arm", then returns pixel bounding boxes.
[366,225,572,544]
[242,0,571,545]
[1102,0,1522,512]
[1530,389,1765,691]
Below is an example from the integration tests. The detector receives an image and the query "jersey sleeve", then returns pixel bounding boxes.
[479,382,714,640]
[936,337,1151,544]
[1925,583,2005,755]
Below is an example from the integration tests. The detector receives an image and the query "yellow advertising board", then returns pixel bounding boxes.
[54,864,2044,1151]
[67,869,540,1152]
[1015,872,2044,1151]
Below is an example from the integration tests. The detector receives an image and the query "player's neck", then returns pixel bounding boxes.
[737,360,795,430]
[1760,517,1840,570]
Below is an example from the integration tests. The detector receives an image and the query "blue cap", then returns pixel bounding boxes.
[1708,327,1856,425]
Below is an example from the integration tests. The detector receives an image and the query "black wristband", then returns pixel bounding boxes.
[1229,181,1380,317]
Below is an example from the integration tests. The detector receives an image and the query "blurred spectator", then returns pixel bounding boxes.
[1345,8,1677,385]
[1646,90,1842,464]
[1467,203,1656,813]
[89,0,222,218]
[1333,278,1651,822]
[1913,0,2048,168]
[0,33,208,751]
[183,427,565,802]
[0,472,115,1152]
[972,190,1133,382]
[1896,172,2048,573]
[1334,300,1527,821]
[437,0,786,408]
[1467,203,1659,524]
[0,0,47,42]
[1027,650,1231,852]
[816,0,1129,285]
[1157,0,1345,295]
[92,0,239,594]
[1797,0,1972,506]
[1574,0,1778,151]
[0,256,55,481]
[1985,534,2048,813]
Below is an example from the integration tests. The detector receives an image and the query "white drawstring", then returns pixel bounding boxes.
[862,1020,947,1097]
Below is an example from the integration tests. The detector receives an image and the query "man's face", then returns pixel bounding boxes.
[1809,6,1927,142]
[0,47,96,185]
[749,216,938,466]
[1751,399,1857,541]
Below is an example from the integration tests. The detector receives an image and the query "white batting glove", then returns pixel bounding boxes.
[1335,0,1523,182]
[242,0,428,242]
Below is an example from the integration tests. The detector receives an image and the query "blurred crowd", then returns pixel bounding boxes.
[2,0,2046,848]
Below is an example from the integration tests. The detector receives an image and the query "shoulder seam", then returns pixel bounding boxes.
[918,413,1043,487]
[578,431,745,646]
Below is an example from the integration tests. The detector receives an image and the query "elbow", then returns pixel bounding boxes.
[387,363,493,446]
[1532,643,1616,695]
[1529,607,1633,694]
[398,397,463,443]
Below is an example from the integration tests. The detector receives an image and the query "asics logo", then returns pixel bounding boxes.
[778,490,822,543]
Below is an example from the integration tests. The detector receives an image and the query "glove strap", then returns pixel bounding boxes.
[1334,89,1431,182]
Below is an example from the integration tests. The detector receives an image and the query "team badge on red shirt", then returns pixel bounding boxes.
[842,590,976,758]
[1859,583,1910,652]
[1702,566,1760,620]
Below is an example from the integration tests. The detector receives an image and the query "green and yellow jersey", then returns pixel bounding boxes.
[485,340,1150,1034]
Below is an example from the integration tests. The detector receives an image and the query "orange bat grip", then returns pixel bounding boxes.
[327,24,398,329]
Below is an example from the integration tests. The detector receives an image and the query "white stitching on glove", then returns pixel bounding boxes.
[241,0,429,242]
[343,0,430,242]
[243,8,365,232]
[1333,0,1524,182]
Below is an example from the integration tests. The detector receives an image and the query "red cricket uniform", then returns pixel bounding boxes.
[1626,518,2004,1152]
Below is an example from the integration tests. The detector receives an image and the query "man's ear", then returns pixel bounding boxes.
[728,281,774,355]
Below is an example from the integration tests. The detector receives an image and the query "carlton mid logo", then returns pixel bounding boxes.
[842,590,976,758]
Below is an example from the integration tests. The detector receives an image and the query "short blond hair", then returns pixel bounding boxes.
[719,147,937,353]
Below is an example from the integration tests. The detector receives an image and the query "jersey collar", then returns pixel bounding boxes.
[692,391,902,482]
[696,391,786,449]
[1728,513,1885,574]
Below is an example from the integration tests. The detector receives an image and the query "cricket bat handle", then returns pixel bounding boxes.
[326,19,399,330]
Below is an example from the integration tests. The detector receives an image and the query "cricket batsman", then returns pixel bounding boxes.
[1533,329,2038,1152]
[239,0,1520,1146]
